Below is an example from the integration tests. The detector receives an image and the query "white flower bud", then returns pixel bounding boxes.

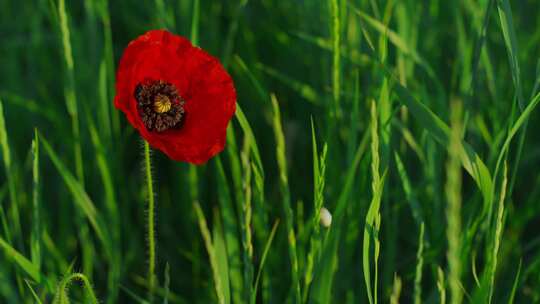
[320,207,332,228]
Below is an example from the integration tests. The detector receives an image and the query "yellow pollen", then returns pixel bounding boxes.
[153,94,172,113]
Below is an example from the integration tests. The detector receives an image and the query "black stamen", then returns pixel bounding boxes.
[134,80,185,132]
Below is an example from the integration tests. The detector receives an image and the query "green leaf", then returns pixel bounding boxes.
[235,104,264,178]
[497,0,524,108]
[0,237,43,283]
[25,280,43,304]
[507,260,522,304]
[394,152,423,225]
[350,4,437,82]
[256,63,319,104]
[392,83,494,205]
[40,134,110,257]
[251,220,279,304]
[0,99,20,244]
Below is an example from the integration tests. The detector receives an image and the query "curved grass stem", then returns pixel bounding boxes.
[53,273,99,304]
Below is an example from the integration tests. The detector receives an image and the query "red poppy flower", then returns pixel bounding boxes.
[114,30,236,164]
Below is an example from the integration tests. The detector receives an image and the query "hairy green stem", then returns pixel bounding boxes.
[144,141,156,302]
[53,273,99,304]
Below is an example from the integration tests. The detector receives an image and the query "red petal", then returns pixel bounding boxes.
[114,30,236,164]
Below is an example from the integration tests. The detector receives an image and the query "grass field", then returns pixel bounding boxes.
[1,0,540,303]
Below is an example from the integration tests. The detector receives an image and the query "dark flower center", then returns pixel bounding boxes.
[134,80,185,132]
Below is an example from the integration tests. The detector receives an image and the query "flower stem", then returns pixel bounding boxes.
[144,141,156,302]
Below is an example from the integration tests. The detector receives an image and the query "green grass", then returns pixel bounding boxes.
[1,0,540,303]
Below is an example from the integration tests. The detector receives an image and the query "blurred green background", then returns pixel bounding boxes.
[1,0,540,303]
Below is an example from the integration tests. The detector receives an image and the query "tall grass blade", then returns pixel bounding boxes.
[252,219,279,304]
[445,101,463,304]
[163,263,170,304]
[0,99,19,244]
[394,152,423,225]
[215,157,243,304]
[507,260,521,304]
[86,113,120,302]
[0,237,42,283]
[97,59,112,143]
[303,119,327,301]
[240,137,254,301]
[389,275,402,304]
[222,0,249,68]
[330,0,341,116]
[234,56,269,103]
[348,70,361,162]
[57,0,84,186]
[31,130,41,272]
[121,286,150,304]
[350,4,437,82]
[25,280,43,304]
[213,209,231,304]
[97,0,118,137]
[493,92,540,200]
[497,0,524,109]
[310,127,370,303]
[414,223,425,304]
[487,163,508,303]
[363,100,385,304]
[190,0,200,45]
[193,202,226,304]
[438,267,446,304]
[154,0,174,29]
[392,82,493,205]
[255,63,319,104]
[0,91,61,123]
[40,134,110,258]
[57,0,94,282]
[508,59,540,196]
[235,104,264,178]
[271,94,301,303]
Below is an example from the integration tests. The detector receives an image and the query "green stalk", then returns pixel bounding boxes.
[144,141,156,302]
[303,120,327,302]
[222,0,249,68]
[413,223,424,304]
[190,0,200,45]
[363,99,384,304]
[0,99,24,294]
[437,267,446,304]
[99,0,119,139]
[58,0,84,186]
[271,94,301,303]
[445,101,463,304]
[487,163,508,303]
[390,275,402,304]
[58,0,94,286]
[330,0,341,117]
[155,0,167,28]
[31,130,41,272]
[193,202,225,304]
[240,137,254,301]
[0,100,18,245]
